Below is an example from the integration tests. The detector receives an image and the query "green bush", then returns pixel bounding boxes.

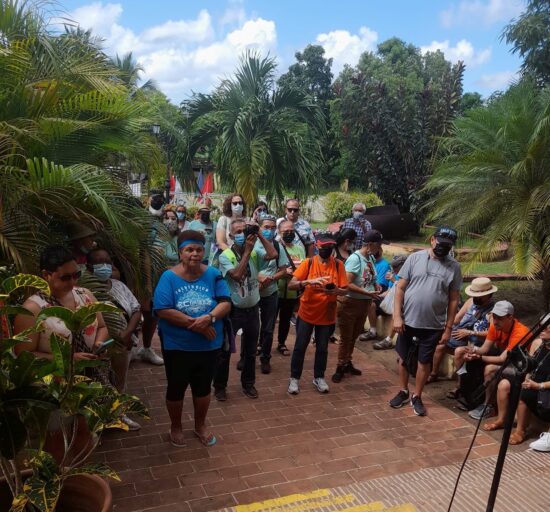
[323,192,382,222]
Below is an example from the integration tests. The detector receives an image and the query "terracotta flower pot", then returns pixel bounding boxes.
[0,473,112,512]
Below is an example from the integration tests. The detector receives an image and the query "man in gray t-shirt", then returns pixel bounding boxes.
[389,226,462,416]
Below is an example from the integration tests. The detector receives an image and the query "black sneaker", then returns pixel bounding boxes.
[242,386,259,399]
[331,365,345,383]
[260,361,271,374]
[411,394,426,416]
[236,358,244,371]
[344,362,362,376]
[214,388,227,401]
[389,389,410,409]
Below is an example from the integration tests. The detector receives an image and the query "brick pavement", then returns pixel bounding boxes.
[97,333,515,512]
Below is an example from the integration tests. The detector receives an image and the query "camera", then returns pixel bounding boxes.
[325,283,336,290]
[243,224,259,237]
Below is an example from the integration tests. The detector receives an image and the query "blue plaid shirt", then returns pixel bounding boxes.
[342,217,372,250]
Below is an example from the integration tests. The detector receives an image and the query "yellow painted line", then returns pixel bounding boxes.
[235,489,331,511]
[382,505,417,512]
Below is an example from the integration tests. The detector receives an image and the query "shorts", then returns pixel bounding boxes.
[396,325,443,365]
[163,349,219,400]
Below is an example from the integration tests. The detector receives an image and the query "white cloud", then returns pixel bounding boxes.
[421,39,491,67]
[316,26,378,73]
[68,2,277,101]
[476,70,517,90]
[440,0,523,28]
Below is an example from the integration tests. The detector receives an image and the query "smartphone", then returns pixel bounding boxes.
[94,338,114,355]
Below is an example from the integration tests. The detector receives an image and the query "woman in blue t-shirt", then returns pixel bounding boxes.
[153,230,231,448]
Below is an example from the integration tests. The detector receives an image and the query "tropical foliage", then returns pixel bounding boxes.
[0,0,172,296]
[181,52,326,207]
[323,191,382,222]
[425,81,550,304]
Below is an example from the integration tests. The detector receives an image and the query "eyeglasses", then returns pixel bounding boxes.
[287,208,299,213]
[58,271,82,282]
[232,201,243,206]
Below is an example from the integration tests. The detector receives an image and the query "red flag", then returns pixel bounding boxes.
[201,172,213,195]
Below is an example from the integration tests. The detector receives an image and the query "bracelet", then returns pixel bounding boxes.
[540,383,545,391]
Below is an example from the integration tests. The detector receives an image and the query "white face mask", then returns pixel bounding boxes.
[231,203,244,215]
[149,205,163,217]
[352,211,364,220]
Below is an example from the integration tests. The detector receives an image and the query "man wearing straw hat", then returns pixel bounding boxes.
[428,277,497,385]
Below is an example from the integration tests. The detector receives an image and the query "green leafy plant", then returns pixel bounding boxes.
[323,191,382,222]
[0,274,148,511]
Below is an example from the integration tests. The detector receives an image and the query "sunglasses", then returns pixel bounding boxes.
[57,271,82,282]
[281,231,295,236]
[287,208,299,213]
[256,207,267,212]
[232,201,243,206]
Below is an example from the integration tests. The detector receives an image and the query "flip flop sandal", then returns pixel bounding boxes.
[194,431,217,447]
[446,389,461,400]
[510,431,526,445]
[169,431,186,448]
[277,345,291,356]
[482,421,504,432]
[426,374,439,384]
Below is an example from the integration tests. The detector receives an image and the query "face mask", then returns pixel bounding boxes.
[176,212,185,220]
[473,297,486,306]
[318,247,333,259]
[200,212,210,223]
[352,211,363,220]
[92,263,112,281]
[164,220,178,234]
[231,204,244,215]
[433,243,452,258]
[149,205,163,217]
[347,243,355,252]
[282,232,295,244]
[234,233,246,246]
[261,229,274,241]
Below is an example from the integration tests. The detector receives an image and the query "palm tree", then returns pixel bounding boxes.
[112,52,158,94]
[425,81,550,306]
[183,52,326,206]
[0,0,168,296]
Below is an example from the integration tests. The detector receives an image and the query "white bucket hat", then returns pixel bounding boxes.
[465,277,498,297]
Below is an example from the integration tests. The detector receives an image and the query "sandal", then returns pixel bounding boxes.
[482,421,504,432]
[169,430,186,448]
[277,345,290,356]
[193,431,217,447]
[446,389,461,400]
[509,430,526,445]
[426,374,439,384]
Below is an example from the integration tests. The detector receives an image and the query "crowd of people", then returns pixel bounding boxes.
[12,194,550,453]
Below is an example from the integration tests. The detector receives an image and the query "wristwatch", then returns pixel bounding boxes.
[208,313,216,324]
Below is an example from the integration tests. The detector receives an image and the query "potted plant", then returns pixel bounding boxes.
[0,274,148,512]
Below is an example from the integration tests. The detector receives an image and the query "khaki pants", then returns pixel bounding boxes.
[337,296,370,366]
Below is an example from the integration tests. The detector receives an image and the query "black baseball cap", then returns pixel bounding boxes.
[434,226,457,245]
[363,230,384,244]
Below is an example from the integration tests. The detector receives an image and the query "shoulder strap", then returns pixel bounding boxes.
[281,243,296,271]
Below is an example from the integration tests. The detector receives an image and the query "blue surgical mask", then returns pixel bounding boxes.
[176,212,185,220]
[92,263,112,282]
[261,229,274,241]
[234,234,246,246]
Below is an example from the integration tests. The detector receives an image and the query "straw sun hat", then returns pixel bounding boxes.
[465,277,498,297]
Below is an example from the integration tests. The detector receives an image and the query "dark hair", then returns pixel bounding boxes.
[177,230,206,247]
[336,228,357,246]
[86,247,110,265]
[40,245,75,272]
[254,201,268,213]
[222,194,247,217]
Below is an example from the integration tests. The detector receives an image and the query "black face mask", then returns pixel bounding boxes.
[282,232,295,244]
[318,247,333,259]
[433,243,452,258]
[200,213,210,223]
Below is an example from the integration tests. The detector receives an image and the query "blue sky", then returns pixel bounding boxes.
[59,0,525,103]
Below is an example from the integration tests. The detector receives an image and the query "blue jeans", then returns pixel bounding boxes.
[290,317,333,379]
[259,291,279,363]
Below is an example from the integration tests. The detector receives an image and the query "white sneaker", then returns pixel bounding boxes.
[130,346,140,362]
[288,378,300,395]
[121,415,141,431]
[456,364,468,376]
[138,347,164,365]
[529,432,550,452]
[312,377,329,394]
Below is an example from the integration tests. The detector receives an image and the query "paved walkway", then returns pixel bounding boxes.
[96,333,547,512]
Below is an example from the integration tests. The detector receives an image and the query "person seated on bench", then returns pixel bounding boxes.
[509,324,550,449]
[428,277,496,385]
[463,301,530,421]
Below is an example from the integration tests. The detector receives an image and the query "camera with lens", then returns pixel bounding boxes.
[243,223,259,237]
[325,283,336,290]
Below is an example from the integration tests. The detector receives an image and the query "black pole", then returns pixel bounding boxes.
[485,371,524,511]
[164,164,170,204]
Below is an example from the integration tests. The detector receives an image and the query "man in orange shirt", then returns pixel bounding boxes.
[464,300,530,421]
[287,234,348,395]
